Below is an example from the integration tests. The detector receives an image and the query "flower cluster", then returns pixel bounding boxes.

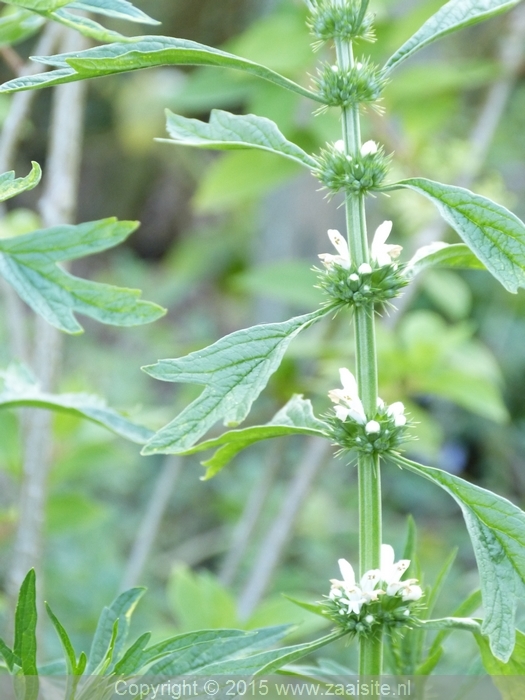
[324,546,423,637]
[316,225,407,309]
[313,139,389,194]
[314,59,386,110]
[306,0,375,47]
[327,368,410,456]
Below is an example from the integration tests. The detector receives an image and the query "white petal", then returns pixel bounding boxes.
[327,229,350,266]
[380,544,395,571]
[338,558,356,587]
[358,263,372,274]
[394,414,407,427]
[360,568,381,593]
[347,402,367,424]
[387,401,405,416]
[334,405,350,421]
[365,420,381,434]
[361,140,378,157]
[373,221,393,248]
[339,368,358,396]
[402,584,423,602]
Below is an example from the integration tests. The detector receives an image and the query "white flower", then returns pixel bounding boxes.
[334,139,345,152]
[365,420,381,434]
[387,401,407,427]
[318,229,351,270]
[361,140,378,157]
[400,582,423,602]
[328,368,366,424]
[360,568,382,602]
[371,221,403,267]
[329,558,367,614]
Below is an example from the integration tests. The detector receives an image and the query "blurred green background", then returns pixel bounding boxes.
[1,0,525,673]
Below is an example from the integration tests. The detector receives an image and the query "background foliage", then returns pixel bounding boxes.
[1,0,525,673]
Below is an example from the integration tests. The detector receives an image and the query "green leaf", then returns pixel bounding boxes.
[0,363,153,444]
[0,37,321,102]
[0,162,41,202]
[392,455,525,662]
[404,242,486,278]
[141,309,327,455]
[0,9,44,48]
[144,627,291,675]
[46,9,129,43]
[282,595,328,619]
[476,630,525,692]
[86,588,145,674]
[160,109,317,169]
[384,0,521,73]
[419,617,482,634]
[45,603,79,675]
[0,637,16,672]
[14,571,38,681]
[69,0,160,24]
[393,178,525,293]
[112,632,151,675]
[2,0,71,10]
[0,217,166,333]
[197,631,342,676]
[180,394,329,479]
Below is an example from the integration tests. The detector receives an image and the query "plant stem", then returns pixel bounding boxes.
[335,8,383,679]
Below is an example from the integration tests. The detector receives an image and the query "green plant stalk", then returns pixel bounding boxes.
[335,11,383,679]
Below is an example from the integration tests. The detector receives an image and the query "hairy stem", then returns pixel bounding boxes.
[335,5,382,679]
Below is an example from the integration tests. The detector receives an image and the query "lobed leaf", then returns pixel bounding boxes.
[141,310,328,455]
[161,109,317,169]
[0,162,41,202]
[0,217,166,332]
[0,363,153,444]
[392,455,525,662]
[404,242,486,278]
[385,0,521,73]
[86,588,145,674]
[0,37,322,101]
[181,394,329,479]
[392,178,525,293]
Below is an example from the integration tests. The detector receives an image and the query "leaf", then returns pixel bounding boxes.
[419,617,482,634]
[0,217,166,332]
[86,587,145,674]
[160,110,317,169]
[0,162,41,202]
[476,630,525,696]
[196,631,343,676]
[141,309,327,455]
[0,37,321,102]
[384,0,521,73]
[68,0,160,24]
[2,0,71,10]
[0,637,17,671]
[45,603,79,675]
[0,9,44,48]
[392,178,525,293]
[404,242,486,278]
[392,455,525,662]
[144,626,291,676]
[0,363,153,444]
[180,395,329,479]
[112,632,151,675]
[14,571,38,684]
[46,9,129,43]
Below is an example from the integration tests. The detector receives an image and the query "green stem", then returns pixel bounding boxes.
[335,12,383,681]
